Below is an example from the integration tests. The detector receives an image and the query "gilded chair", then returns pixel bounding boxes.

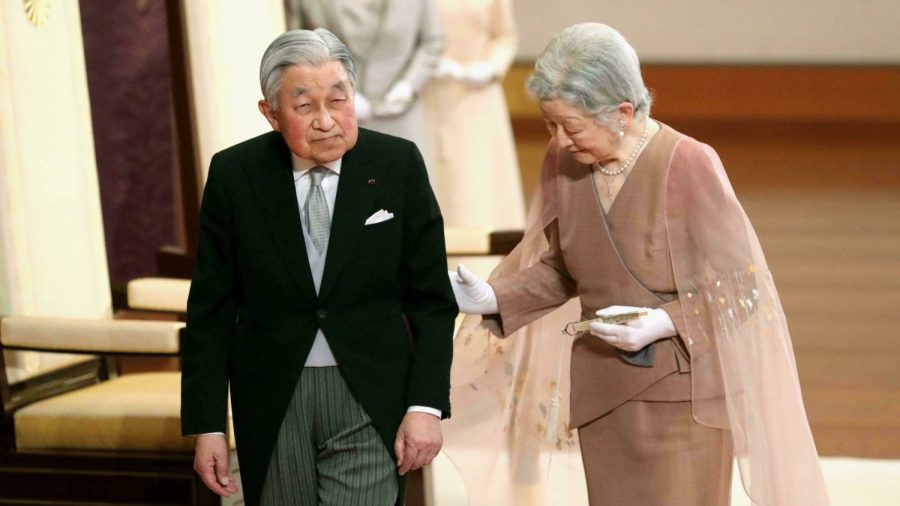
[0,316,232,505]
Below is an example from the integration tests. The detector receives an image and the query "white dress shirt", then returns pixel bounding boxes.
[293,154,341,367]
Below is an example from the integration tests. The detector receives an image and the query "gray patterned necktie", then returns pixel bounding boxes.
[304,166,330,254]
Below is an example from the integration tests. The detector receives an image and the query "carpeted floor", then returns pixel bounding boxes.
[730,457,900,506]
[427,452,900,505]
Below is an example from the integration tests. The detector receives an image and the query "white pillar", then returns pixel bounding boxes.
[1,1,111,380]
[180,0,286,186]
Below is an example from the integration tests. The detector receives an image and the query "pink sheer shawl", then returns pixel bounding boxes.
[667,141,829,505]
[442,178,589,505]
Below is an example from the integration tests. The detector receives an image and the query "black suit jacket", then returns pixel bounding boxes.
[181,128,457,504]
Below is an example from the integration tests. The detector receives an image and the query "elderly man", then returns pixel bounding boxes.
[181,29,457,506]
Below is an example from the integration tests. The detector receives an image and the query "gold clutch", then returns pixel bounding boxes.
[564,310,648,335]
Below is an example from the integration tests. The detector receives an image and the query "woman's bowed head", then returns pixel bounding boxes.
[529,23,653,168]
[450,23,676,352]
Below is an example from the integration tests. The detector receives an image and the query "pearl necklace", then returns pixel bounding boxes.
[595,120,650,177]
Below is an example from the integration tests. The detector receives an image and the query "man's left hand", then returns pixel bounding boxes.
[589,306,676,352]
[394,411,442,476]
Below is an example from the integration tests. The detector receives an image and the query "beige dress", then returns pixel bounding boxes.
[422,0,525,229]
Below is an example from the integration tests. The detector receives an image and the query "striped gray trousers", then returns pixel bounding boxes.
[261,367,398,505]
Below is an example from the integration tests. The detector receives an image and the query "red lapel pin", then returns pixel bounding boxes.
[368,178,376,185]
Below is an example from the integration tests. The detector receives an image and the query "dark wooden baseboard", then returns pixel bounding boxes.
[0,450,218,506]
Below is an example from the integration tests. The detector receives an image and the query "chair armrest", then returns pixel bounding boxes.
[0,316,183,355]
[127,277,191,313]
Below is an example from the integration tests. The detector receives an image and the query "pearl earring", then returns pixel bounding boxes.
[618,120,626,138]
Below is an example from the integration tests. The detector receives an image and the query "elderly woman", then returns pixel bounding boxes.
[448,23,829,505]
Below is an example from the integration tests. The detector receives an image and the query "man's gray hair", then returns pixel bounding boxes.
[259,28,357,110]
[526,23,651,124]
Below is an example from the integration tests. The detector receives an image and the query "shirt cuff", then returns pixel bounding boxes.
[407,405,442,418]
[188,432,226,437]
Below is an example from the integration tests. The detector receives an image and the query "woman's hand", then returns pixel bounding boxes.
[354,92,373,121]
[447,265,498,314]
[374,80,414,117]
[460,61,496,87]
[589,306,676,352]
[435,57,464,79]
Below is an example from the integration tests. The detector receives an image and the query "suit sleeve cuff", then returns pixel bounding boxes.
[407,405,442,418]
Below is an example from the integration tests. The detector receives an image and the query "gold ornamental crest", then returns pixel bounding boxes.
[24,0,51,27]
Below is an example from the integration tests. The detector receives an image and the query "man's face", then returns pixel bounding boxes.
[259,61,359,164]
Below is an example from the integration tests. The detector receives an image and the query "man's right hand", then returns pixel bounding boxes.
[448,265,498,314]
[194,434,239,497]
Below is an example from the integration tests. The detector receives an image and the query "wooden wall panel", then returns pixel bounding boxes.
[504,65,900,200]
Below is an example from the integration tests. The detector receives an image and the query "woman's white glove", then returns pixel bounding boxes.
[448,265,498,315]
[461,61,496,87]
[435,57,464,79]
[589,306,676,352]
[354,92,373,121]
[375,80,414,117]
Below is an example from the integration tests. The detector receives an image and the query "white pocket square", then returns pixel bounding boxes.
[365,209,394,225]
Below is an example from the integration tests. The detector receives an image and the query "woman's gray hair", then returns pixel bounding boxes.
[526,23,651,123]
[259,29,357,110]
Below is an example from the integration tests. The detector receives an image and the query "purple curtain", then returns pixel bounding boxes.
[79,0,178,287]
